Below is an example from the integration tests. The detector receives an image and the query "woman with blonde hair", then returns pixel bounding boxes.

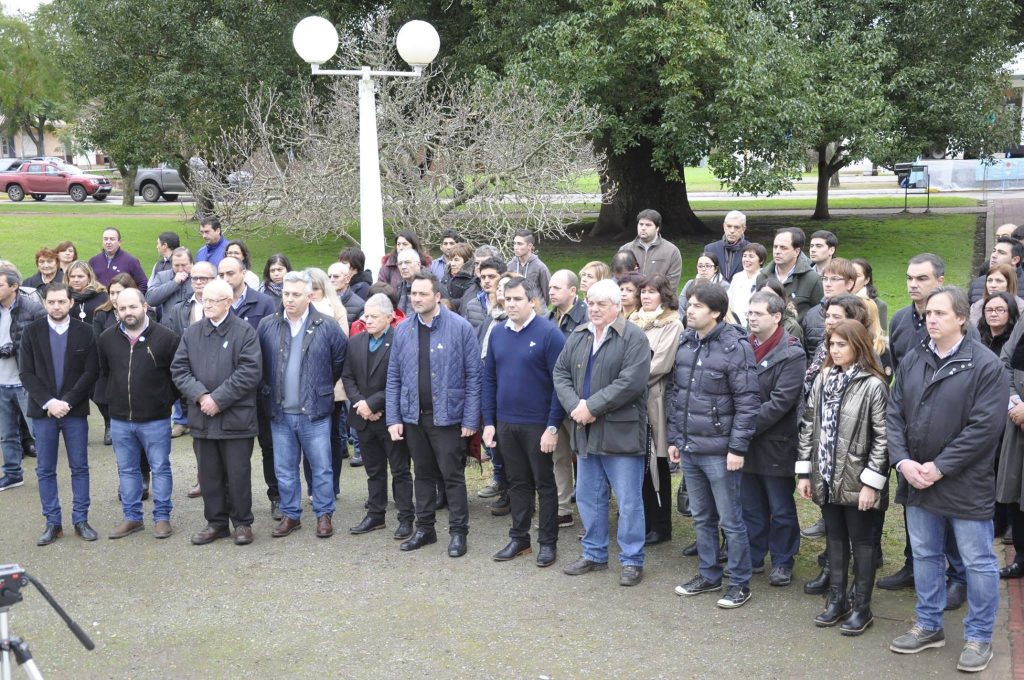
[797,320,889,636]
[65,260,107,323]
[579,261,610,295]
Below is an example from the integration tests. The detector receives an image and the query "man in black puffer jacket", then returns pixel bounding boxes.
[668,283,760,609]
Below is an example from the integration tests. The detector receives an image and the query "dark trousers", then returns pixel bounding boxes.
[257,396,278,501]
[642,456,672,537]
[741,472,800,569]
[196,437,254,530]
[406,416,468,535]
[360,419,413,522]
[498,421,558,546]
[302,401,346,497]
[822,503,879,591]
[1009,503,1024,566]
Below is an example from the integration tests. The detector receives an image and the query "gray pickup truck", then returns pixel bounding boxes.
[134,163,188,202]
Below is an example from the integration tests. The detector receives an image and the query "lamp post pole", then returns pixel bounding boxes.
[293,18,440,278]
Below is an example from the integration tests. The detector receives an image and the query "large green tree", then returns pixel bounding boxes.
[43,0,371,208]
[0,13,70,156]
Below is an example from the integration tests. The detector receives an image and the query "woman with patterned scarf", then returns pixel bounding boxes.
[796,320,889,637]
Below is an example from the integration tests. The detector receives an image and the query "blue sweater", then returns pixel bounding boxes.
[482,315,566,428]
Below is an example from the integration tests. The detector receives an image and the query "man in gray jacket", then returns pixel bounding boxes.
[619,208,683,290]
[553,278,650,586]
[145,247,192,320]
[887,286,1007,673]
[172,278,262,547]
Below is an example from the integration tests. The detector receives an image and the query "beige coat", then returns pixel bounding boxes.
[630,308,683,459]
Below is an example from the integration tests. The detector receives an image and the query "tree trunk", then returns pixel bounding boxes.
[592,139,708,240]
[120,164,137,207]
[812,144,832,219]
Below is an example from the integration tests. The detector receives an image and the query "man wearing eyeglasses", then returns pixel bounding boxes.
[172,278,263,546]
[218,255,279,518]
[801,258,858,362]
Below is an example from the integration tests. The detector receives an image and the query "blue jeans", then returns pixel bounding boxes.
[907,506,999,642]
[485,446,505,484]
[682,452,752,586]
[741,472,800,569]
[0,384,31,480]
[172,399,187,426]
[576,453,645,566]
[273,413,334,519]
[110,419,173,522]
[32,416,89,525]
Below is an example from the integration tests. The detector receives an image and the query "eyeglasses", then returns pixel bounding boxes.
[191,276,211,283]
[202,297,230,306]
[984,306,1009,314]
[822,276,847,284]
[696,264,715,270]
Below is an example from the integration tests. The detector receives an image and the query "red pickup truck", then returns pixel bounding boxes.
[0,161,113,202]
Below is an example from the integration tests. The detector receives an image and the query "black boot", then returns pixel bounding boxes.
[814,586,851,627]
[841,544,876,636]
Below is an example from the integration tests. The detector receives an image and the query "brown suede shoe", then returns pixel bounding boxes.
[153,520,173,539]
[272,517,301,538]
[233,525,253,545]
[108,520,144,539]
[190,525,230,545]
[316,514,334,538]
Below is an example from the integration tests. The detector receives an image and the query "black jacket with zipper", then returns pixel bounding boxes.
[97,320,180,421]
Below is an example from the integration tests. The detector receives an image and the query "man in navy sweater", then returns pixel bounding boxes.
[482,278,566,567]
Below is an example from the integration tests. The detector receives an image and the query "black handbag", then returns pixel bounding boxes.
[676,474,690,516]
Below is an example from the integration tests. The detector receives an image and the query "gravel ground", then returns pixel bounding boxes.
[0,415,1012,679]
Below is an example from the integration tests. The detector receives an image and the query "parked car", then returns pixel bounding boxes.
[0,161,112,202]
[135,163,188,202]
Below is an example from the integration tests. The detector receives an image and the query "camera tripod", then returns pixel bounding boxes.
[0,565,94,680]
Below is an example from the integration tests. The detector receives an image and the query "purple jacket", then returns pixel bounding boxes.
[88,249,149,293]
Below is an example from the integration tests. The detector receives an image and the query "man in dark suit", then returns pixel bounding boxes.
[19,282,99,545]
[342,293,414,540]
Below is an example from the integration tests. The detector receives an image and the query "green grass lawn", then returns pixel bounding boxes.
[564,195,978,212]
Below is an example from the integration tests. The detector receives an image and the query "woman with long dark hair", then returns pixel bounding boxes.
[797,320,889,636]
[979,291,1020,356]
[377,231,431,289]
[260,254,292,300]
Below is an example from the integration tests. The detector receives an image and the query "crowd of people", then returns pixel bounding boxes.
[0,209,1021,673]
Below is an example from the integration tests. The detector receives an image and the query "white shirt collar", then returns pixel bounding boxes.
[47,316,70,334]
[504,310,536,332]
[286,307,310,337]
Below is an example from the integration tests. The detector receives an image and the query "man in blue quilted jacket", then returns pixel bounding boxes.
[387,270,481,558]
[668,282,760,609]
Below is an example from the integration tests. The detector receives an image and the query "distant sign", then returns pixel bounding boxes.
[977,158,1024,181]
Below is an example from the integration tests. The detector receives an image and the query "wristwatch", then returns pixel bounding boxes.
[546,426,558,435]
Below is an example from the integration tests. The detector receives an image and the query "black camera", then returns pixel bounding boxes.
[0,563,27,607]
[0,343,14,359]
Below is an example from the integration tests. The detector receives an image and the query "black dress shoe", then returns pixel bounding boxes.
[400,528,438,551]
[394,519,414,540]
[1000,562,1024,579]
[645,530,671,546]
[493,539,532,561]
[74,521,98,541]
[103,426,112,446]
[681,540,698,557]
[536,544,557,568]
[22,441,36,458]
[804,566,830,595]
[448,534,467,558]
[945,581,966,611]
[349,516,386,535]
[37,524,62,546]
[349,453,364,468]
[876,564,915,590]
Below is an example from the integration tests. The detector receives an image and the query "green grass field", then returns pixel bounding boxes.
[0,204,978,316]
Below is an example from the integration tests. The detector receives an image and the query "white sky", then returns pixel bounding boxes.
[2,0,49,16]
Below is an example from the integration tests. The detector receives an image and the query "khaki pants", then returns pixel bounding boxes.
[553,421,575,516]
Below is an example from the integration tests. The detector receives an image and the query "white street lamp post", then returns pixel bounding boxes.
[292,17,440,277]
